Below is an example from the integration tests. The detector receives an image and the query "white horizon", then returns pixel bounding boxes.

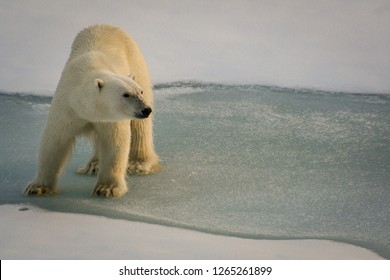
[1,0,389,93]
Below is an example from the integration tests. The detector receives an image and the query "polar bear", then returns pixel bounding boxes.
[24,24,160,198]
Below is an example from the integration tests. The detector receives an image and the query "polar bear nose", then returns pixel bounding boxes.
[141,107,152,118]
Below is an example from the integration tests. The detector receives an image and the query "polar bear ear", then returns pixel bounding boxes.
[95,79,104,91]
[128,73,135,80]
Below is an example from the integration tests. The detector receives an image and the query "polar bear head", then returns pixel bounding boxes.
[70,71,152,122]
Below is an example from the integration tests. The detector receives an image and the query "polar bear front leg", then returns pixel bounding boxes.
[92,122,130,198]
[24,181,58,196]
[128,118,160,175]
[24,121,76,196]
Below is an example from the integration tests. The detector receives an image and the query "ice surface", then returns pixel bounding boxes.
[0,83,389,258]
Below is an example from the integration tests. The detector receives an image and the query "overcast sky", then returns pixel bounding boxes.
[1,0,389,93]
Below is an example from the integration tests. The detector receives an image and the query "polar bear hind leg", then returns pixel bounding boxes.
[76,158,99,175]
[77,118,160,176]
[76,135,99,175]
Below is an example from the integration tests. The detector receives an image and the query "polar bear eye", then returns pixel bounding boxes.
[123,93,130,98]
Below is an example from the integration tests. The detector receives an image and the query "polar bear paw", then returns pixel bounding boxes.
[77,159,161,175]
[93,183,127,198]
[23,183,57,196]
[76,160,99,175]
[127,160,161,175]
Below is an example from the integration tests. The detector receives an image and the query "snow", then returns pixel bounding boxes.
[1,1,390,93]
[0,204,382,260]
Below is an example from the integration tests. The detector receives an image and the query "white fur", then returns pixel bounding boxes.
[24,24,160,198]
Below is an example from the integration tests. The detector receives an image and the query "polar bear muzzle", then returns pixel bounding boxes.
[136,106,152,119]
[121,91,152,119]
[142,106,152,117]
